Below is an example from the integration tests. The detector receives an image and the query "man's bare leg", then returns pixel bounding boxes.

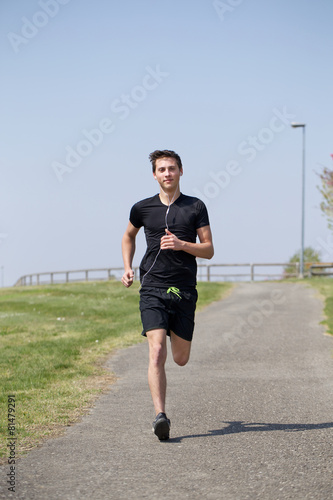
[170,331,192,366]
[146,329,167,415]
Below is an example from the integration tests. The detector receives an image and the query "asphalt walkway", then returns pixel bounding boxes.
[1,282,333,499]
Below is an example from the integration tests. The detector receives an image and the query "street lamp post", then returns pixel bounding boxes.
[291,122,306,278]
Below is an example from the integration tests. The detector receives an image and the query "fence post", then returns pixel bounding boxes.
[85,270,89,281]
[207,265,210,282]
[295,262,299,277]
[251,264,254,281]
[51,273,54,285]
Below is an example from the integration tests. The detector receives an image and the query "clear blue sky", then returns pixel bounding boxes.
[1,0,333,286]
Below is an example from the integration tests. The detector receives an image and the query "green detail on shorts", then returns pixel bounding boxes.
[167,287,182,299]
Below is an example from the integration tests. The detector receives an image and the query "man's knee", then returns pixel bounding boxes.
[170,331,191,366]
[173,351,190,367]
[149,342,167,367]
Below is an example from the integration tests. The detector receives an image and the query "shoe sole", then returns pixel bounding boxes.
[153,419,170,440]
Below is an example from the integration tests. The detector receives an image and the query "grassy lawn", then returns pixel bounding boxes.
[308,277,333,336]
[0,280,232,462]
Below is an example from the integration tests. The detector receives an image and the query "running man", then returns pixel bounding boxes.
[121,150,214,440]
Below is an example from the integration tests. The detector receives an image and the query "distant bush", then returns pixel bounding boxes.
[284,247,321,277]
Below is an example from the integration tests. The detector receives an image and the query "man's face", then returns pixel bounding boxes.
[153,157,183,191]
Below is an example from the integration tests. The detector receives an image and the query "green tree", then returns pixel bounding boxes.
[284,247,321,277]
[317,155,333,231]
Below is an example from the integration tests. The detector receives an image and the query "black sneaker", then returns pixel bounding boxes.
[152,413,170,440]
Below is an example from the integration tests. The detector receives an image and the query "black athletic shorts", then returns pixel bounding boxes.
[139,287,198,342]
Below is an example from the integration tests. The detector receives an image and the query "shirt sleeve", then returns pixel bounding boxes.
[129,203,143,228]
[195,199,210,229]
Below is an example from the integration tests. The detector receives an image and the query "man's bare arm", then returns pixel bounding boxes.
[160,225,214,259]
[121,222,140,287]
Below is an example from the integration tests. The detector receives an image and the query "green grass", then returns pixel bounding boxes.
[0,280,232,462]
[308,277,333,336]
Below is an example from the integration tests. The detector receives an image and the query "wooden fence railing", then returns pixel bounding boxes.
[13,262,302,286]
[309,264,333,276]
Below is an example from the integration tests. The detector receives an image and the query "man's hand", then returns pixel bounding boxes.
[121,269,135,287]
[160,225,214,259]
[160,229,183,251]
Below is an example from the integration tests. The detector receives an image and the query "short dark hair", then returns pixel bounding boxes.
[149,150,183,173]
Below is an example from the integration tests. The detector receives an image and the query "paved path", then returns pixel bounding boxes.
[1,282,333,499]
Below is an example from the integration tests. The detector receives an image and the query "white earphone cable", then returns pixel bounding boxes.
[140,189,177,287]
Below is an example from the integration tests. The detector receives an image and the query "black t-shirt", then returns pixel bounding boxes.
[129,193,210,288]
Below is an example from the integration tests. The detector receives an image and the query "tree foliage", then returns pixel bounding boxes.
[317,155,333,231]
[284,247,321,277]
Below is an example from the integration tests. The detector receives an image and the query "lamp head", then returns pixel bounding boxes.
[291,122,306,128]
